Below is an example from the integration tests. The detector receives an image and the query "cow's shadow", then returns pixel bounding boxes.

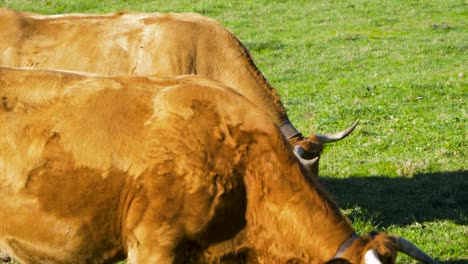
[440,260,468,264]
[319,170,468,227]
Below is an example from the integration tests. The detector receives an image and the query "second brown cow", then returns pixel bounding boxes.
[0,8,358,177]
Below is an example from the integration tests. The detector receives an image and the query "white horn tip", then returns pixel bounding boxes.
[364,250,382,264]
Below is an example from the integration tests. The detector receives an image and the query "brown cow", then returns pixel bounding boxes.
[0,66,435,263]
[0,8,358,177]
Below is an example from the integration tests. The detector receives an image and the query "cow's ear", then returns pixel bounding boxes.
[324,258,352,264]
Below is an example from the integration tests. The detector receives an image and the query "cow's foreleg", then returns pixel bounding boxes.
[0,249,11,263]
[127,244,175,264]
[126,222,184,264]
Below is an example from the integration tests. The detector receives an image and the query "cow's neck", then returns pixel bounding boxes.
[245,145,355,262]
[226,65,288,126]
[205,35,291,128]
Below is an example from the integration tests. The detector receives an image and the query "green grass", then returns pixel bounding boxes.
[1,0,467,263]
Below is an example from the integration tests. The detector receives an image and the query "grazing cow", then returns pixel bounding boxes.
[0,66,435,264]
[0,8,358,177]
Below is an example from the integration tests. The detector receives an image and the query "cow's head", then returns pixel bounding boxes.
[326,232,438,264]
[287,120,360,177]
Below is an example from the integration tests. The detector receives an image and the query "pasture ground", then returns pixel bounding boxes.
[1,0,466,263]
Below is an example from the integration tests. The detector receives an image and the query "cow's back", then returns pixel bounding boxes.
[0,9,224,77]
[0,8,290,126]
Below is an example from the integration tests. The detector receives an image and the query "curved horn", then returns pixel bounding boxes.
[315,120,360,144]
[293,145,319,171]
[294,145,306,157]
[364,249,382,264]
[393,236,438,264]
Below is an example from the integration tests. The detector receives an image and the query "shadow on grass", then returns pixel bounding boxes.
[319,170,468,227]
[439,260,468,264]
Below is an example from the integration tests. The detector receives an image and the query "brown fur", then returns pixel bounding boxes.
[0,8,286,126]
[0,8,329,176]
[0,66,417,264]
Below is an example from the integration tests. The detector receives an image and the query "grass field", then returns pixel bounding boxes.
[1,0,466,263]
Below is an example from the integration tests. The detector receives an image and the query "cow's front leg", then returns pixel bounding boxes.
[0,249,11,263]
[125,222,183,264]
[127,244,174,264]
